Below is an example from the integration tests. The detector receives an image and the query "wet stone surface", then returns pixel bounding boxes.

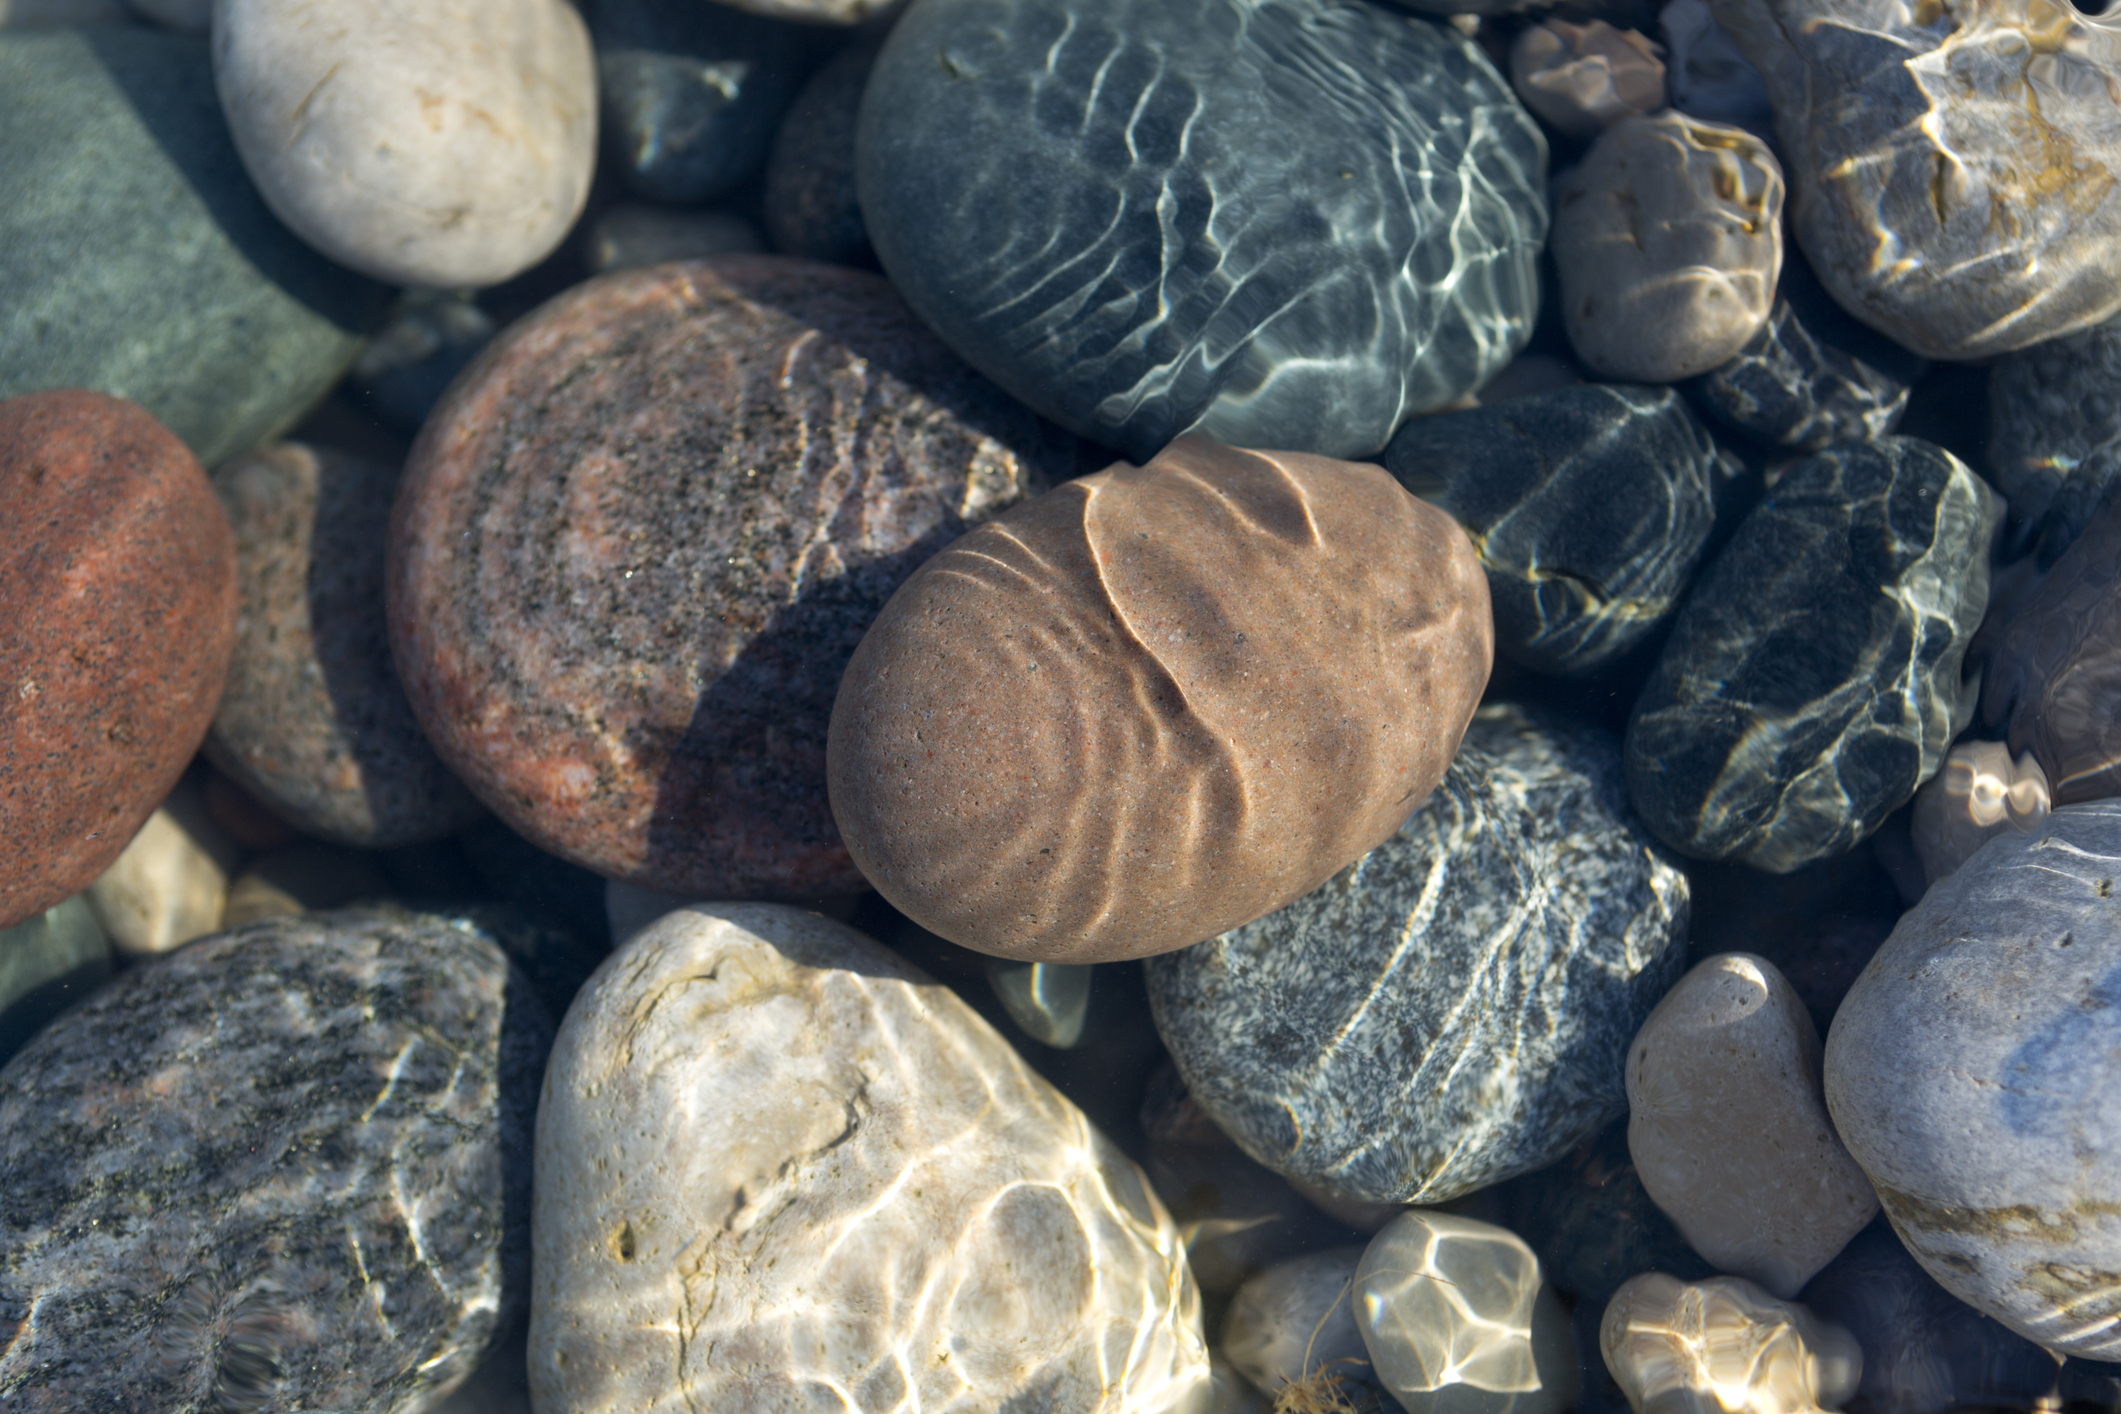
[1684,296,1920,453]
[1987,312,2121,564]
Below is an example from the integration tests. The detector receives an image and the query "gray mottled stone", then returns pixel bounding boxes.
[856,0,1548,462]
[1685,297,1919,453]
[0,907,552,1412]
[1626,438,1997,873]
[1385,384,1737,676]
[1987,312,2121,564]
[1146,703,1687,1205]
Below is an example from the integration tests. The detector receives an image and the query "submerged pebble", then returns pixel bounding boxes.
[1601,1273,1862,1414]
[82,776,240,957]
[1221,1248,1374,1398]
[1510,20,1665,140]
[1907,740,2049,888]
[0,898,110,1071]
[1987,313,2121,563]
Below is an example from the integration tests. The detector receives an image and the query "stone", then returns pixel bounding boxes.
[1708,0,2121,361]
[531,902,1210,1413]
[0,0,129,22]
[202,763,303,850]
[348,292,498,437]
[1658,0,1770,126]
[985,958,1095,1048]
[1510,20,1665,140]
[1353,1210,1578,1414]
[1601,1274,1862,1414]
[1553,112,1784,384]
[0,391,237,931]
[391,256,1068,901]
[0,28,382,468]
[711,0,893,23]
[211,0,597,288]
[127,0,204,24]
[209,442,486,848]
[1625,438,1997,873]
[1824,799,2121,1360]
[1222,1248,1375,1397]
[582,204,765,275]
[855,0,1549,461]
[1684,852,1905,1038]
[223,845,394,925]
[0,897,111,1071]
[830,435,1492,964]
[1987,314,2121,563]
[1684,299,1919,453]
[1908,740,2050,887]
[1385,384,1738,676]
[83,775,241,957]
[764,41,879,268]
[1145,703,1686,1204]
[0,906,552,1411]
[1144,1140,1359,1295]
[1627,953,1879,1298]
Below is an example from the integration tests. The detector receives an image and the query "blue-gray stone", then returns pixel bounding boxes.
[0,28,385,468]
[1626,437,1996,873]
[1684,297,1919,453]
[1384,384,1737,677]
[1145,703,1687,1206]
[855,0,1548,461]
[1987,312,2121,566]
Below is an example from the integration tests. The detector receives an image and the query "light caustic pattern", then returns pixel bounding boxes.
[1600,1273,1860,1414]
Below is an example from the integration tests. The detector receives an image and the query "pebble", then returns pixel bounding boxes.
[0,897,110,1071]
[1510,20,1665,140]
[763,41,878,267]
[1221,1248,1375,1397]
[1553,112,1784,384]
[856,0,1549,460]
[1354,1210,1578,1414]
[1824,799,2121,1360]
[391,256,1068,901]
[0,390,237,931]
[530,903,1210,1413]
[1385,384,1737,676]
[1987,314,2121,563]
[714,0,893,23]
[1146,704,1686,1204]
[1657,0,1770,127]
[0,28,383,468]
[1144,1140,1357,1294]
[1600,1273,1862,1414]
[1908,740,2050,888]
[830,435,1492,964]
[348,292,498,437]
[1626,437,1997,873]
[82,775,240,957]
[209,442,486,848]
[223,845,394,925]
[212,0,597,288]
[1627,953,1878,1298]
[1684,297,1918,452]
[581,204,765,275]
[1708,0,2121,361]
[984,958,1095,1048]
[0,906,553,1411]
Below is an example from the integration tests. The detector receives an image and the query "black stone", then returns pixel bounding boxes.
[764,41,880,269]
[1987,311,2121,565]
[1684,296,1919,453]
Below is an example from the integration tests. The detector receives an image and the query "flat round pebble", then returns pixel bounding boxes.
[829,435,1492,964]
[391,255,1069,901]
[0,391,236,931]
[1221,1247,1373,1395]
[856,0,1549,460]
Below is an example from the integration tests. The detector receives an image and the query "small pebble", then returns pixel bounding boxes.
[1908,740,2049,888]
[1657,0,1769,126]
[984,957,1095,1048]
[1601,1273,1861,1414]
[1510,20,1665,140]
[1221,1248,1375,1397]
[581,204,764,275]
[348,291,497,437]
[1684,297,1919,453]
[82,775,241,957]
[763,41,878,267]
[223,845,393,925]
[0,896,110,1070]
[1144,1140,1357,1295]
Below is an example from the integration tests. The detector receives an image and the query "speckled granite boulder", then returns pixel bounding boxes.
[390,256,1068,901]
[1385,384,1736,676]
[856,0,1548,461]
[0,907,552,1412]
[1146,703,1687,1205]
[1988,314,2121,564]
[1601,1274,1861,1414]
[1510,20,1664,139]
[1685,298,1919,452]
[1709,0,2121,360]
[1626,438,1996,873]
[1826,799,2121,1360]
[1908,740,2049,887]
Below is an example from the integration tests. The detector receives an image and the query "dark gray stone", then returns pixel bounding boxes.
[1385,384,1737,676]
[348,291,496,437]
[764,41,879,269]
[0,907,552,1413]
[856,0,1548,461]
[1145,703,1687,1206]
[0,898,110,1073]
[1626,438,1996,873]
[1987,311,2121,565]
[1685,297,1918,453]
[0,28,384,468]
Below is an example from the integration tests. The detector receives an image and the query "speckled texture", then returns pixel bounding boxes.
[390,256,1068,900]
[1626,438,1996,873]
[208,442,484,849]
[1685,298,1918,453]
[0,906,553,1412]
[1145,703,1687,1205]
[829,436,1493,964]
[1987,313,2121,564]
[1385,384,1736,677]
[0,391,237,931]
[856,0,1549,461]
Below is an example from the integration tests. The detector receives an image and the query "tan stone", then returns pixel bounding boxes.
[84,776,240,957]
[1510,20,1666,139]
[1909,739,2049,886]
[1601,1273,1861,1414]
[1626,954,1877,1298]
[827,435,1493,963]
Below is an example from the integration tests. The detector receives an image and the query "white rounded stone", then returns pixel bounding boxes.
[82,777,239,957]
[211,0,597,288]
[1909,739,2050,888]
[1510,20,1666,140]
[1555,112,1784,383]
[531,903,1210,1414]
[1601,1273,1861,1414]
[1221,1247,1372,1396]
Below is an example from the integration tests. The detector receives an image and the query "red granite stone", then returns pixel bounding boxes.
[0,390,238,929]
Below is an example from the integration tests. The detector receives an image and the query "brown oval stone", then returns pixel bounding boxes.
[827,435,1494,964]
[388,256,1071,899]
[0,389,236,929]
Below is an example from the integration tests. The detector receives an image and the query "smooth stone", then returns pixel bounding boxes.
[1601,1274,1861,1414]
[1908,740,2050,888]
[1987,314,2121,563]
[1683,298,1918,452]
[1554,112,1783,384]
[708,0,894,22]
[208,442,485,848]
[856,0,1549,461]
[127,0,204,23]
[581,204,765,275]
[0,906,552,1410]
[1627,953,1878,1298]
[1222,1248,1375,1396]
[830,435,1492,964]
[1193,1359,1275,1414]
[392,256,1067,901]
[1824,799,2121,1359]
[223,845,394,925]
[0,897,111,1071]
[0,391,236,930]
[202,761,304,850]
[984,957,1095,1048]
[82,775,241,957]
[1625,437,1997,873]
[348,291,498,437]
[0,0,129,22]
[1146,703,1687,1204]
[531,903,1210,1413]
[1145,1140,1359,1295]
[763,41,878,268]
[1354,1210,1578,1414]
[1709,0,2121,361]
[0,28,382,468]
[1657,0,1770,126]
[1385,384,1737,676]
[1510,20,1665,140]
